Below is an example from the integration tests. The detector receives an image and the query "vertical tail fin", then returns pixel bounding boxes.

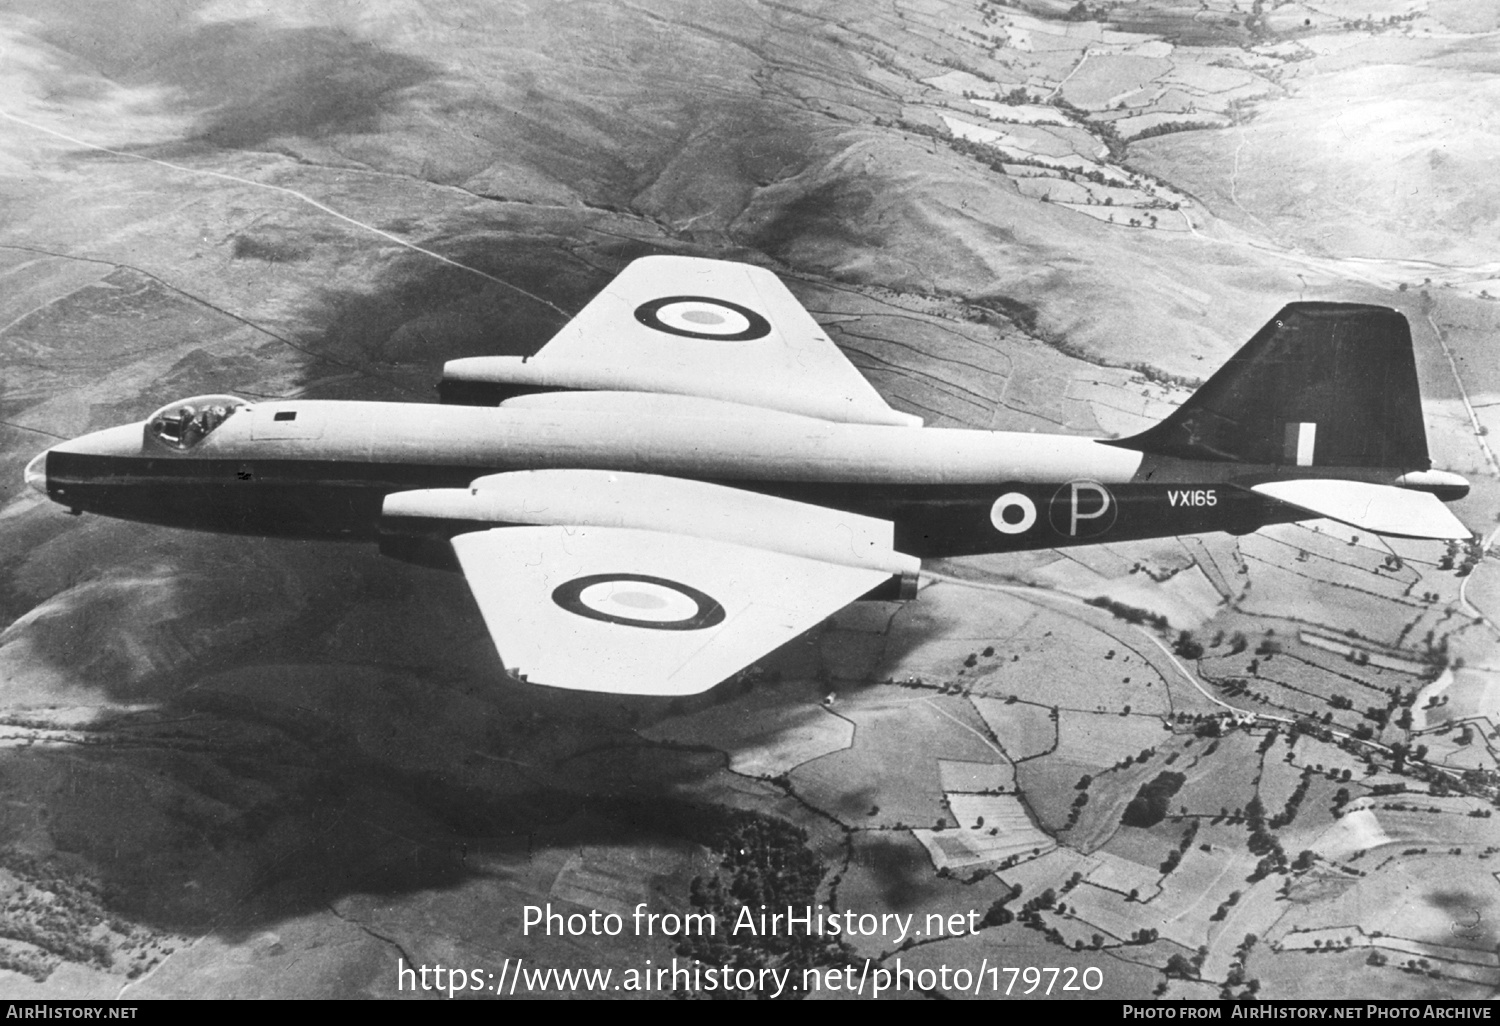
[1108,303,1431,470]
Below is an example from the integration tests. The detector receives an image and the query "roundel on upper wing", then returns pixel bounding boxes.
[633,296,772,341]
[552,573,727,631]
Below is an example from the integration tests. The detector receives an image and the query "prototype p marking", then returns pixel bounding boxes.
[1052,480,1116,538]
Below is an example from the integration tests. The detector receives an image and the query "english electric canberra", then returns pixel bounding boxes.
[24,257,1471,695]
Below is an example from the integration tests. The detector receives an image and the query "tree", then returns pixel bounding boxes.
[1122,772,1188,827]
[1175,630,1204,659]
[981,895,1015,927]
[1165,953,1195,978]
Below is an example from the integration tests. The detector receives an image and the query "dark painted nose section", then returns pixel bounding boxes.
[24,450,47,496]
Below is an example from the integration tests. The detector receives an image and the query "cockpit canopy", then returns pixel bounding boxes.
[146,395,249,450]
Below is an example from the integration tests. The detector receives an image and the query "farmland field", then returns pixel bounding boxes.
[1171,732,1265,816]
[1051,711,1174,770]
[913,794,1055,871]
[972,698,1057,761]
[997,847,1100,897]
[643,683,853,777]
[837,830,1017,958]
[939,758,1015,793]
[790,691,1001,828]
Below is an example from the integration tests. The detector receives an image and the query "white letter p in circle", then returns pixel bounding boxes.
[991,492,1037,535]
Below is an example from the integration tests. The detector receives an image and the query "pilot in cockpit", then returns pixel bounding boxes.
[149,398,241,449]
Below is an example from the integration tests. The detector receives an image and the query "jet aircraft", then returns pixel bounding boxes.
[23,256,1471,695]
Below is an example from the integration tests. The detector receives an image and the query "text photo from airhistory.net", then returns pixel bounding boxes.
[1,0,1499,1006]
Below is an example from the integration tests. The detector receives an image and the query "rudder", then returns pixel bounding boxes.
[1108,303,1430,470]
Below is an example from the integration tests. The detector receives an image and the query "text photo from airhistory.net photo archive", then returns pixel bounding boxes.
[1,0,1499,1013]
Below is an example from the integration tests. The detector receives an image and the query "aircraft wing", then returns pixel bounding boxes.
[443,255,920,426]
[1251,479,1470,540]
[450,525,891,695]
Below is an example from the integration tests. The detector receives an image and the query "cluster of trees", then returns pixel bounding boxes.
[1268,770,1314,829]
[609,801,854,994]
[1173,631,1204,660]
[1164,946,1209,979]
[1106,748,1157,773]
[1129,119,1224,144]
[1121,772,1187,828]
[1013,886,1067,945]
[1208,890,1242,921]
[1217,932,1263,999]
[0,850,147,981]
[1064,2,1105,20]
[981,884,1024,927]
[960,85,1033,106]
[1194,717,1225,738]
[1438,539,1484,576]
[1158,820,1199,876]
[1244,796,1290,880]
[1065,788,1090,830]
[1087,595,1171,631]
[1124,360,1200,390]
[0,944,55,982]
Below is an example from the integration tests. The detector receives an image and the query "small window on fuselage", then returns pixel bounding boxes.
[146,395,247,450]
[273,411,297,422]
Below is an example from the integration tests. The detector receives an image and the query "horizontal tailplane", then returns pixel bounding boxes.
[1250,480,1469,540]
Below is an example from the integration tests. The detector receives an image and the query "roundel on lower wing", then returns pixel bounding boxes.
[633,296,772,341]
[552,573,728,631]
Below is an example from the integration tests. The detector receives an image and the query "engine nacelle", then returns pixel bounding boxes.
[376,470,922,592]
[437,356,642,406]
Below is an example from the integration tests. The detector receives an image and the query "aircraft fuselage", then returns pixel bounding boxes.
[31,396,1444,560]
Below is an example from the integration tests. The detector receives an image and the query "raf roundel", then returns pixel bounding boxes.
[633,296,772,341]
[552,573,728,631]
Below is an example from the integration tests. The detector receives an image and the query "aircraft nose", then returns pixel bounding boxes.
[23,450,47,496]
